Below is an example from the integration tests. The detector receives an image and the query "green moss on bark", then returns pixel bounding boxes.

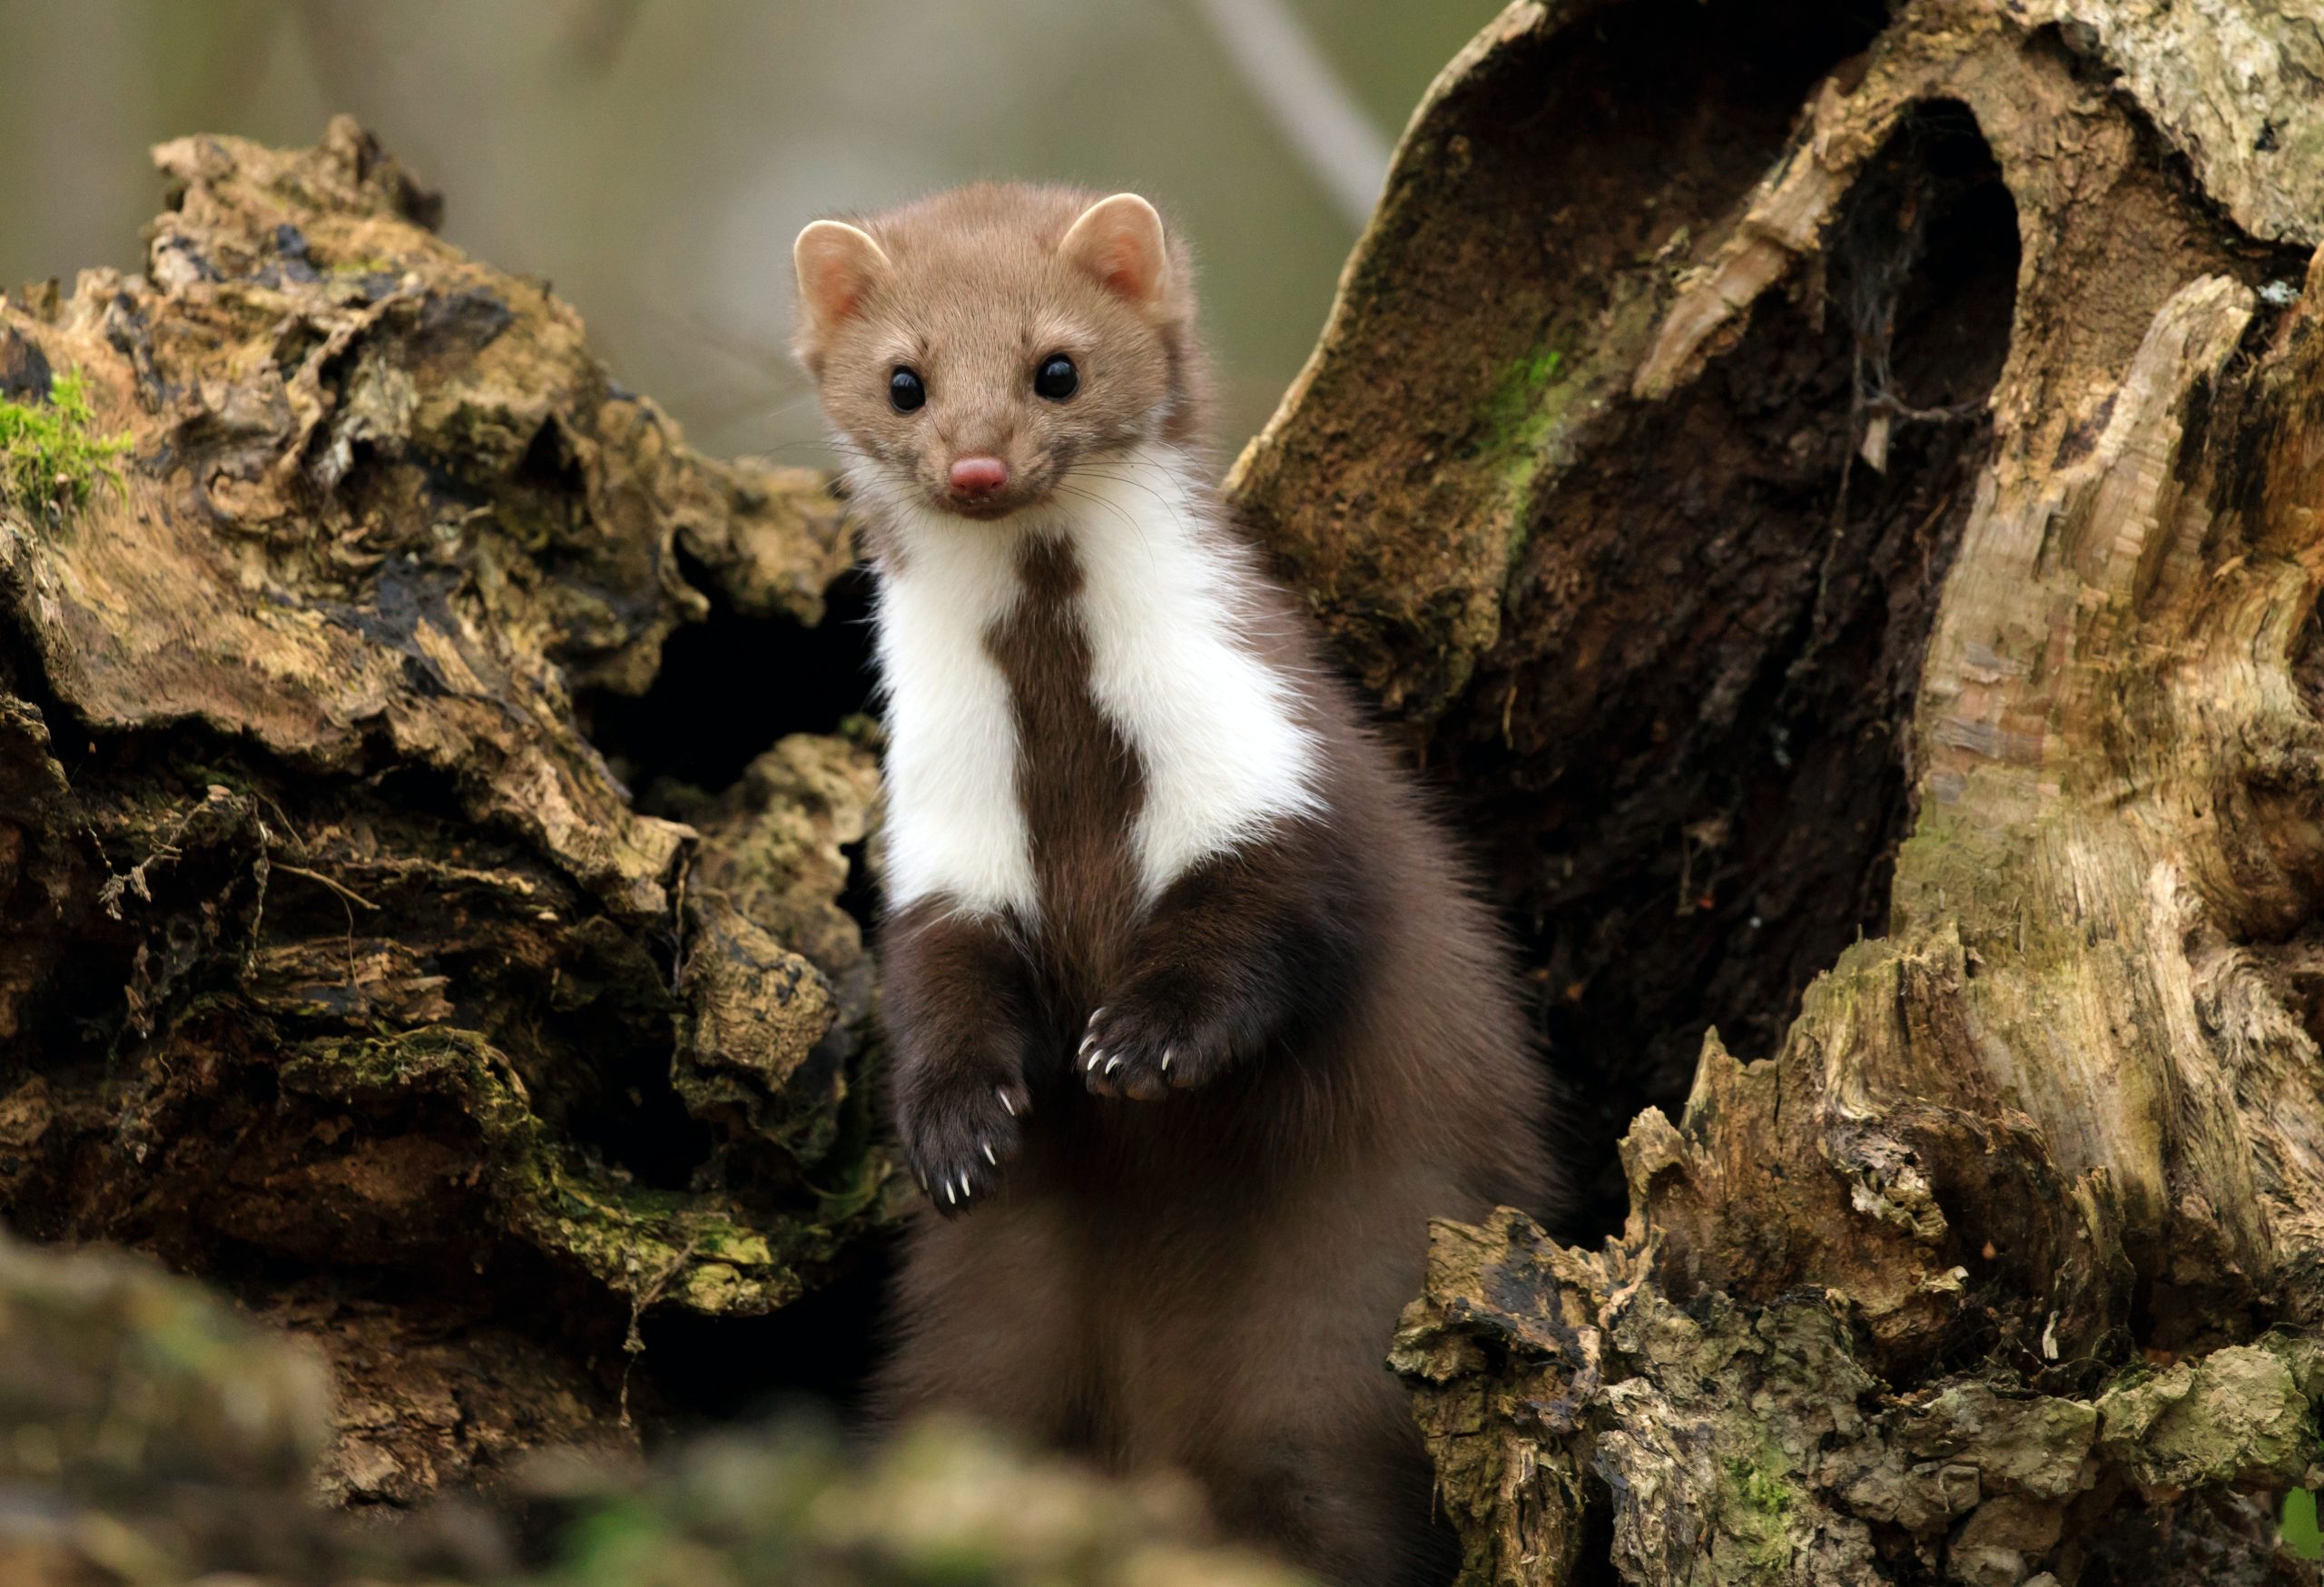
[0,370,130,512]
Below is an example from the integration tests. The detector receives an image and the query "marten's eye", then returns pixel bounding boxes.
[1033,354,1078,401]
[890,367,926,413]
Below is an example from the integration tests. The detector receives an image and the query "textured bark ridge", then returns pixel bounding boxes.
[1226,0,2324,1581]
[0,119,892,1503]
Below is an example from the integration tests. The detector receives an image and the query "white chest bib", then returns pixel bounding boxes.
[870,445,1322,921]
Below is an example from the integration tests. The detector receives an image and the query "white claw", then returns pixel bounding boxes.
[1106,1054,1123,1074]
[1086,1048,1104,1073]
[958,1172,971,1200]
[982,1141,997,1165]
[1162,1045,1175,1072]
[996,1089,1017,1116]
[945,1182,959,1206]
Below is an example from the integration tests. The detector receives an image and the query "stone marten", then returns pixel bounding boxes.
[791,182,1556,1587]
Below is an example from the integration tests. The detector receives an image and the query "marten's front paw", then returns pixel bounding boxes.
[1079,991,1230,1101]
[898,1071,1029,1216]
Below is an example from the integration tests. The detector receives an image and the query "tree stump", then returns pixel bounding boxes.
[1228,0,2324,1580]
[0,118,890,1503]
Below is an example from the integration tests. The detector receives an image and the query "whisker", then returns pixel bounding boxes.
[1071,465,1205,536]
[1066,458,1209,564]
[1071,458,1193,504]
[1053,478,1159,561]
[1052,483,1158,562]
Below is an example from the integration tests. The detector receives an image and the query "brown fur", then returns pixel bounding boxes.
[795,183,1558,1587]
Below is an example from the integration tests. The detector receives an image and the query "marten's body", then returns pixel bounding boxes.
[792,184,1554,1587]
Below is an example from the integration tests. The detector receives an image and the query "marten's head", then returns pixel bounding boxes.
[793,183,1205,523]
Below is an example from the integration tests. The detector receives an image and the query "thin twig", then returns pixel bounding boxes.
[1182,0,1391,229]
[272,863,379,912]
[618,1233,702,1429]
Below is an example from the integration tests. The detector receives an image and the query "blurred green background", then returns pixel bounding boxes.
[0,0,1502,459]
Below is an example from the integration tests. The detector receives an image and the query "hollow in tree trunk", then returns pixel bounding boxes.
[1225,0,2324,1581]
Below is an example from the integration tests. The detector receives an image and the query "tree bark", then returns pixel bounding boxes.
[1226,0,2324,1580]
[0,119,891,1503]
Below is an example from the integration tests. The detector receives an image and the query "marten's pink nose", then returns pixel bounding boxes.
[949,456,1009,498]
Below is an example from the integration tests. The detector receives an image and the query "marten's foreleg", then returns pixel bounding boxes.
[1079,824,1363,1100]
[882,902,1036,1212]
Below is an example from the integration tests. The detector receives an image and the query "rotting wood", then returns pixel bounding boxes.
[0,118,891,1503]
[1235,0,2324,1580]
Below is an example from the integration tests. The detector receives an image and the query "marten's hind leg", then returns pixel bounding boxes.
[1195,1317,1450,1587]
[869,1202,1088,1444]
[1170,1178,1458,1587]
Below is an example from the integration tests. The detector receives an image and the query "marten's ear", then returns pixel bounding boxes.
[1059,193,1170,310]
[793,220,891,335]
